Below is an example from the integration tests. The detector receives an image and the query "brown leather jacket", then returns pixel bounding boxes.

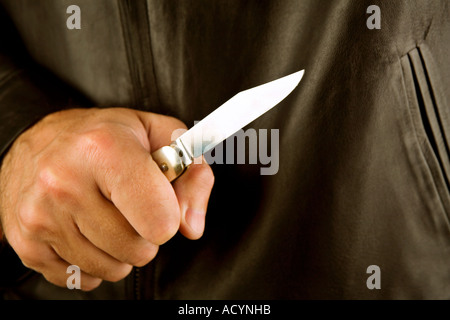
[1,0,449,299]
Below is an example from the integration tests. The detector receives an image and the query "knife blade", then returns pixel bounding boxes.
[151,70,304,181]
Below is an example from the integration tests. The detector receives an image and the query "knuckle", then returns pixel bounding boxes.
[17,204,48,237]
[35,160,69,200]
[19,256,36,270]
[198,163,215,190]
[77,126,116,159]
[185,162,215,194]
[17,248,45,271]
[129,243,159,267]
[103,263,133,282]
[6,231,47,271]
[80,278,103,292]
[169,116,188,130]
[149,213,180,245]
[42,273,68,289]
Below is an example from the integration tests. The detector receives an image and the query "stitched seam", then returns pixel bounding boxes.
[400,53,450,231]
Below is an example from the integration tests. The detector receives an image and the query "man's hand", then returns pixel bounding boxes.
[0,108,214,290]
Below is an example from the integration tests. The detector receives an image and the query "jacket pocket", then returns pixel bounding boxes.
[400,45,450,218]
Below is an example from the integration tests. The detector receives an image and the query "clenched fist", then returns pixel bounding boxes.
[0,108,214,290]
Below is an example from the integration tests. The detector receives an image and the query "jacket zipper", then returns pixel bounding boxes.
[133,267,141,300]
[118,0,160,111]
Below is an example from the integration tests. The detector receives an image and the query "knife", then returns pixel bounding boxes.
[151,70,304,181]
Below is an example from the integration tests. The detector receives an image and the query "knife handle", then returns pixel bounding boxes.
[151,144,187,182]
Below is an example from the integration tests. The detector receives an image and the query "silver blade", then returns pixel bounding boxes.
[177,70,304,159]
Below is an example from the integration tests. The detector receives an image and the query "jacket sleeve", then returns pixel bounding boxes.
[0,4,91,162]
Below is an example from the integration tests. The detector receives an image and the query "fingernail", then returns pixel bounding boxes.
[185,208,205,235]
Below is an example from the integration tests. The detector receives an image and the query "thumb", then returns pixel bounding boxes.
[136,110,215,239]
[173,157,214,240]
[136,110,187,151]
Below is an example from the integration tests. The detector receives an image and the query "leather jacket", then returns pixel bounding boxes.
[1,0,449,299]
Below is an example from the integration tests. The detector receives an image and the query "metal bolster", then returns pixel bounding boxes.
[151,139,193,182]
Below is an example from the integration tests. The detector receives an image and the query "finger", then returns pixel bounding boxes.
[40,254,103,292]
[88,128,181,246]
[5,194,103,290]
[9,233,102,291]
[49,215,134,283]
[173,157,215,240]
[74,189,159,267]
